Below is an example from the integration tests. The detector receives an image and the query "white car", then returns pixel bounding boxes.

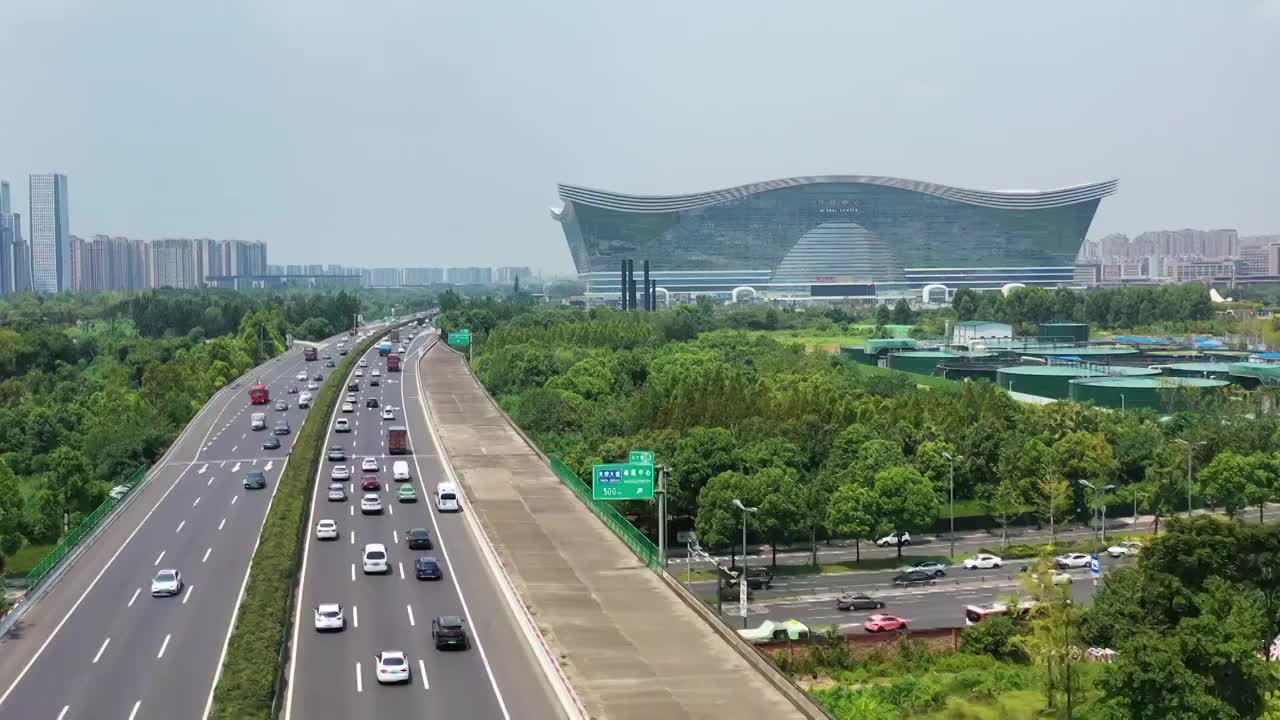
[108,484,131,500]
[342,402,354,413]
[335,418,351,433]
[298,392,313,408]
[1107,541,1144,558]
[361,457,380,472]
[307,381,319,390]
[1055,552,1092,569]
[316,519,338,540]
[361,493,383,515]
[327,483,347,501]
[381,408,395,421]
[151,568,183,597]
[371,369,381,377]
[362,543,389,573]
[374,650,411,684]
[875,532,911,547]
[964,553,1004,570]
[897,560,948,577]
[397,346,406,354]
[355,368,364,377]
[1032,570,1074,586]
[331,465,350,481]
[346,393,357,403]
[359,359,368,368]
[296,371,308,381]
[314,603,345,631]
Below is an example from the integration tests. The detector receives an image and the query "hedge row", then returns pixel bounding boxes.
[209,327,404,719]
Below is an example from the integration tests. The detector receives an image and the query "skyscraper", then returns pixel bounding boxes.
[11,212,31,292]
[29,173,70,293]
[0,181,12,294]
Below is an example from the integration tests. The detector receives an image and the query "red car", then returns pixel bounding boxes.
[863,614,908,633]
[360,477,381,491]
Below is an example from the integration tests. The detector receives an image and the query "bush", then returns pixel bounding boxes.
[959,615,1025,661]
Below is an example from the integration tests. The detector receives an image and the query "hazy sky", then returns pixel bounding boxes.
[1,1,1277,273]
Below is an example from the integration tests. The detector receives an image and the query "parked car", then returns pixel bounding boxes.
[876,531,912,547]
[892,570,935,586]
[897,560,947,577]
[836,592,885,611]
[963,553,1004,570]
[863,614,908,633]
[1107,541,1144,558]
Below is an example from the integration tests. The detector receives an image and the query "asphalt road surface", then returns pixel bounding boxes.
[0,326,387,720]
[283,330,564,720]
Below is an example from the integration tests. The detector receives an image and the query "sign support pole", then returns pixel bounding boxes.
[656,466,667,569]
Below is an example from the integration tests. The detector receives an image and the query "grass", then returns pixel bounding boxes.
[748,324,914,352]
[850,362,958,390]
[3,542,58,578]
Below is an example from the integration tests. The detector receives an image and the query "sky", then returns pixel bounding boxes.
[1,0,1277,274]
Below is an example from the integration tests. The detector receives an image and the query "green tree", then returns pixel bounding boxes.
[1015,555,1083,715]
[873,303,891,327]
[951,288,980,320]
[438,288,463,312]
[890,297,915,325]
[0,460,27,561]
[981,476,1027,549]
[871,466,939,558]
[294,316,334,341]
[1197,451,1259,519]
[1036,473,1072,546]
[754,467,806,567]
[694,471,758,567]
[825,483,884,563]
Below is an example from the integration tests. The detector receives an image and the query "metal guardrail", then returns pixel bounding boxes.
[24,464,149,591]
[548,457,665,575]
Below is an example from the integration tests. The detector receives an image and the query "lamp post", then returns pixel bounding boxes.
[733,498,758,629]
[1120,394,1125,412]
[1079,479,1117,543]
[1175,440,1207,516]
[942,451,963,558]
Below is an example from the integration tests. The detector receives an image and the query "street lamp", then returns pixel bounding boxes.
[1079,479,1117,543]
[732,498,758,629]
[1175,440,1207,516]
[1120,394,1126,412]
[941,451,963,558]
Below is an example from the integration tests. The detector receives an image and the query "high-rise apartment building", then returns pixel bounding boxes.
[0,181,12,294]
[369,268,402,287]
[29,173,70,293]
[495,266,533,284]
[402,267,445,285]
[149,238,198,288]
[10,213,31,292]
[447,266,493,285]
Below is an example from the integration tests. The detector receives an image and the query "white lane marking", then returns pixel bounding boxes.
[154,551,165,566]
[419,659,429,690]
[202,548,212,563]
[184,586,194,605]
[128,701,141,720]
[393,530,399,544]
[92,637,111,664]
[351,563,355,582]
[176,520,185,533]
[398,562,405,580]
[218,517,226,530]
[220,461,226,468]
[349,505,354,516]
[241,433,246,439]
[406,605,415,627]
[348,482,353,494]
[355,662,363,693]
[352,605,359,628]
[57,705,69,720]
[350,531,355,545]
[252,459,258,466]
[156,633,171,659]
[207,476,214,486]
[193,497,201,507]
[128,588,141,607]
[264,461,273,471]
[232,462,241,472]
[198,464,208,474]
[231,495,238,505]
[388,504,393,516]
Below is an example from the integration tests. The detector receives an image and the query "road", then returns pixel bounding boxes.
[284,329,564,720]
[0,325,384,720]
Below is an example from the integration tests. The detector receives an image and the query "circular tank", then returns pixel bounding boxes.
[1020,345,1139,360]
[1162,362,1234,380]
[887,351,957,376]
[1068,376,1230,410]
[938,361,1001,382]
[996,365,1161,399]
[840,346,879,366]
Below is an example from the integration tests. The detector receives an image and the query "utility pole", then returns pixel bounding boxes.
[942,451,962,558]
[655,465,669,569]
[1176,439,1206,516]
[733,498,758,629]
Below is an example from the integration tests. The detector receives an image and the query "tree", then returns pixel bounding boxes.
[951,288,980,320]
[294,316,334,341]
[890,298,915,325]
[0,460,26,563]
[1036,473,1072,546]
[959,614,1024,661]
[873,303,891,327]
[1015,555,1083,715]
[1144,443,1191,535]
[694,471,757,568]
[754,467,806,567]
[1196,451,1258,519]
[982,476,1026,549]
[438,288,463,312]
[846,439,906,488]
[871,466,940,558]
[825,483,883,563]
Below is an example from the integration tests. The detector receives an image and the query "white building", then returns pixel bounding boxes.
[951,320,1013,346]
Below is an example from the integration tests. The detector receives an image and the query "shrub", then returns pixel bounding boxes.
[959,615,1026,661]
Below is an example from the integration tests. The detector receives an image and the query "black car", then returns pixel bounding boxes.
[286,385,298,394]
[406,528,433,550]
[325,359,335,368]
[836,592,885,611]
[892,570,936,586]
[370,377,380,387]
[347,381,360,392]
[243,470,267,490]
[339,349,348,356]
[745,566,774,590]
[313,373,324,381]
[262,436,281,450]
[431,615,469,650]
[366,397,380,408]
[415,556,443,580]
[274,401,289,412]
[327,446,346,461]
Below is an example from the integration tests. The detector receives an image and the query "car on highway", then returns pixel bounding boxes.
[1032,570,1074,585]
[298,392,313,408]
[296,371,308,381]
[414,556,442,580]
[243,470,267,489]
[370,377,380,386]
[325,359,335,368]
[328,446,346,461]
[331,464,350,480]
[1056,552,1092,569]
[359,358,368,368]
[274,400,289,411]
[361,476,381,491]
[381,408,395,421]
[355,368,364,377]
[876,531,912,547]
[361,457,380,472]
[347,381,359,392]
[892,570,935,586]
[366,397,379,408]
[327,483,347,501]
[406,527,433,549]
[323,353,332,360]
[398,484,417,503]
[273,419,290,435]
[339,349,348,356]
[316,519,338,540]
[335,418,351,432]
[397,345,406,354]
[963,553,1004,570]
[313,372,324,381]
[307,381,319,390]
[897,560,947,577]
[362,543,389,574]
[314,603,345,632]
[346,392,357,403]
[361,493,383,515]
[374,650,410,684]
[286,385,298,394]
[836,592,885,611]
[394,461,411,481]
[371,369,381,377]
[863,614,908,633]
[432,616,469,650]
[108,484,132,500]
[1107,541,1144,558]
[151,568,183,597]
[341,402,354,413]
[262,436,281,450]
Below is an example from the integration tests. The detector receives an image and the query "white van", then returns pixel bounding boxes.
[250,412,266,431]
[435,482,460,513]
[392,461,410,481]
[298,392,313,408]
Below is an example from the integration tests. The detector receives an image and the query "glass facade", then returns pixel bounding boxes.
[28,174,69,294]
[554,176,1114,296]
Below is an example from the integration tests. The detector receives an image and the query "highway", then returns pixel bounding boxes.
[0,326,380,720]
[284,329,564,720]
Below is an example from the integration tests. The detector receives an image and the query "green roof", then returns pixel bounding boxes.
[1165,362,1233,373]
[1070,377,1230,390]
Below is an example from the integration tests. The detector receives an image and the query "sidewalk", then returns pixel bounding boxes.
[421,345,810,720]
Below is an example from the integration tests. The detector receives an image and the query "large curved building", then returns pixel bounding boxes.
[551,174,1117,299]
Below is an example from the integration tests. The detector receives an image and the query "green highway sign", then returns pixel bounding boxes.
[592,462,655,500]
[628,450,654,466]
[447,328,471,346]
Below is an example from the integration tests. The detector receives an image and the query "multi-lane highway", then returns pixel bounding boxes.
[284,329,564,720]
[0,327,380,720]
